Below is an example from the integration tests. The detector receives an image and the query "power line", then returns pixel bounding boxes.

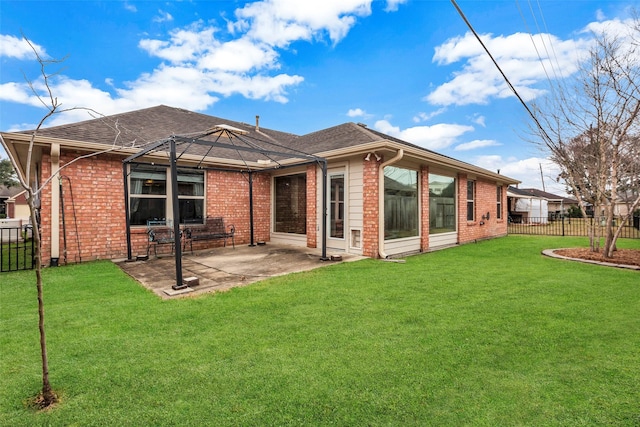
[449,0,554,145]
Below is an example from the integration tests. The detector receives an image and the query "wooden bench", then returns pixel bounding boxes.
[184,217,235,253]
[147,220,179,257]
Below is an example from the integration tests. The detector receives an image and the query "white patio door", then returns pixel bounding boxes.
[327,168,347,251]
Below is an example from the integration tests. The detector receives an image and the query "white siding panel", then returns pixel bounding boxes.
[429,232,458,248]
[349,161,364,229]
[384,237,421,257]
[348,160,364,254]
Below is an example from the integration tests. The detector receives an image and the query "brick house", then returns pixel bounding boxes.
[1,105,519,266]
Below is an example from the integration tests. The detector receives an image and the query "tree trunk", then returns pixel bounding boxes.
[28,193,57,407]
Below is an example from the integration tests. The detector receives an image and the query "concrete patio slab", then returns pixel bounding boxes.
[117,243,365,298]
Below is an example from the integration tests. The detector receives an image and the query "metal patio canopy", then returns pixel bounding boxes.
[122,126,329,290]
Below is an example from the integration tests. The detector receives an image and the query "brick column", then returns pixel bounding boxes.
[362,157,380,258]
[457,173,468,243]
[421,165,430,251]
[306,164,317,248]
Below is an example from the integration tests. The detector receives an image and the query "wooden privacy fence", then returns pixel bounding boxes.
[508,216,640,239]
[1,225,35,272]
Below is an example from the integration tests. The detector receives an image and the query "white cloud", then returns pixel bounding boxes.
[197,39,279,72]
[454,139,500,151]
[384,0,407,12]
[139,24,216,63]
[474,155,566,194]
[413,108,446,123]
[427,31,591,106]
[123,2,137,13]
[2,0,406,127]
[347,108,367,117]
[470,114,485,127]
[153,10,174,23]
[232,0,373,47]
[374,119,474,150]
[0,34,46,59]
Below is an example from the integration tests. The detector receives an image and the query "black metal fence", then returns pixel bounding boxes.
[1,226,35,272]
[508,216,640,239]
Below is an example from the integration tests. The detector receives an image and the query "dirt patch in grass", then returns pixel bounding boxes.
[554,248,640,268]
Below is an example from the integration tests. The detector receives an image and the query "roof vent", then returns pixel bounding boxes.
[357,122,367,128]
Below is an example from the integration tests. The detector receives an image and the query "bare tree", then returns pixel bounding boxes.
[531,19,640,258]
[0,37,124,409]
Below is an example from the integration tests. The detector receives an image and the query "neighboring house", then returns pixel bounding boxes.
[612,191,640,217]
[5,189,30,221]
[0,185,24,218]
[1,105,519,266]
[507,187,578,223]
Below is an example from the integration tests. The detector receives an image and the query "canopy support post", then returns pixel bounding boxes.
[320,160,329,261]
[248,171,256,246]
[123,162,133,261]
[169,137,186,290]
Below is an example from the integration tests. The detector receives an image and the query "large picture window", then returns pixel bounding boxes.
[129,165,205,226]
[384,166,418,240]
[429,174,456,234]
[274,173,307,234]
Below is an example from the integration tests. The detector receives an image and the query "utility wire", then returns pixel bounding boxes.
[449,0,554,145]
[515,0,556,90]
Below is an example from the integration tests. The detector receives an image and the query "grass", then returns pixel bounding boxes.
[1,235,639,426]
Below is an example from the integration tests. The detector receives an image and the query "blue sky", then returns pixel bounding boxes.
[0,0,637,194]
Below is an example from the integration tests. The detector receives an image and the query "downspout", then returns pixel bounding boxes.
[378,149,404,259]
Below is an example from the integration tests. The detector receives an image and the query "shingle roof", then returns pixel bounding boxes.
[508,186,576,203]
[25,104,298,148]
[19,105,309,163]
[6,105,518,183]
[0,185,24,198]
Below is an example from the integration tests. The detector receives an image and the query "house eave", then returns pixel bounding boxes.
[318,139,520,185]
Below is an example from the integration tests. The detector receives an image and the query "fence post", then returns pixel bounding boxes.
[561,216,565,236]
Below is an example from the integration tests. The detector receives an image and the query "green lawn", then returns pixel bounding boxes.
[1,236,639,426]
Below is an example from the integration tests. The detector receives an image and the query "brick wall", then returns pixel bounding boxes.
[37,149,507,264]
[306,165,317,248]
[420,165,430,251]
[362,157,380,258]
[457,173,507,244]
[41,152,128,265]
[187,170,272,252]
[39,151,273,263]
[250,172,272,244]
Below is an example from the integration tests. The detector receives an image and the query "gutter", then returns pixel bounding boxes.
[378,149,404,259]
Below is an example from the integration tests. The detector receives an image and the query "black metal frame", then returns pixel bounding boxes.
[122,128,328,290]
